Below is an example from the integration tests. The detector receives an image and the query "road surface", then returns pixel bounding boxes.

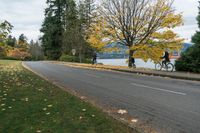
[24,62,200,133]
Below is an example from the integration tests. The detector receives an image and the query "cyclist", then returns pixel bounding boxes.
[161,50,170,67]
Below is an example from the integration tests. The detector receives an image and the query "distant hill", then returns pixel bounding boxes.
[170,43,193,59]
[181,43,193,52]
[98,42,193,59]
[98,42,129,59]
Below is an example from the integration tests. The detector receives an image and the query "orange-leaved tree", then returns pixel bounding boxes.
[7,34,30,60]
[87,0,183,67]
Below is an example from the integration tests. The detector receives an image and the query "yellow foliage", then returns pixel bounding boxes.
[161,13,183,28]
[7,48,31,60]
[152,30,178,40]
[132,45,164,62]
[132,35,184,62]
[87,0,184,62]
[87,17,119,52]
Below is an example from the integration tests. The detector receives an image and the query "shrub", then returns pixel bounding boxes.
[175,44,200,73]
[0,56,18,60]
[0,46,7,58]
[59,55,79,62]
[83,58,92,64]
[7,49,31,61]
[59,54,92,64]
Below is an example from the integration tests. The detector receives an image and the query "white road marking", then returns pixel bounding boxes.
[85,73,101,78]
[131,83,187,96]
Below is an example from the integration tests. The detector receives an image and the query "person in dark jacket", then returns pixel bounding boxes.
[92,52,97,64]
[161,51,170,67]
[131,56,136,68]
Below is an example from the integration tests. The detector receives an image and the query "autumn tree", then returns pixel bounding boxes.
[7,34,31,60]
[0,21,35,60]
[0,21,13,58]
[88,0,183,67]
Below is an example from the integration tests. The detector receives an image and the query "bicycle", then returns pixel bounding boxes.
[155,61,174,72]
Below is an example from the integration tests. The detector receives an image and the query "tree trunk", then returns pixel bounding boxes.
[79,46,83,63]
[79,51,82,63]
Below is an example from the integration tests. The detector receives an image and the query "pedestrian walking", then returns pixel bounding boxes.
[131,56,136,68]
[92,52,97,65]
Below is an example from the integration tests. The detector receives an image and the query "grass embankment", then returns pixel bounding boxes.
[0,60,133,133]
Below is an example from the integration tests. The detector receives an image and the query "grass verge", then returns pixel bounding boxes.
[0,60,133,133]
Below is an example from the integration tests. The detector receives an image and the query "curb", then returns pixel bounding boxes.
[59,62,200,82]
[111,68,200,81]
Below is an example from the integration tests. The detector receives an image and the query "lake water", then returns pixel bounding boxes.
[97,59,175,69]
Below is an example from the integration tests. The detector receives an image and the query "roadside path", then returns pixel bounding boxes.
[55,62,200,81]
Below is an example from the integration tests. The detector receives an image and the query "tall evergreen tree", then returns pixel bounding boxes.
[41,0,95,61]
[40,0,67,60]
[78,0,96,32]
[6,35,16,47]
[62,0,94,62]
[192,1,200,45]
[175,1,200,72]
[62,0,86,62]
[74,0,96,61]
[0,21,13,40]
[17,34,29,52]
[18,34,28,44]
[62,0,79,54]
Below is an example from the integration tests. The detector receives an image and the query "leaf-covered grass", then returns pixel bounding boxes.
[0,60,133,133]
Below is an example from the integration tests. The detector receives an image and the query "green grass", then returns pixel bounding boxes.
[0,60,133,133]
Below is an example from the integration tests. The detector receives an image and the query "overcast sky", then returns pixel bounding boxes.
[0,0,199,42]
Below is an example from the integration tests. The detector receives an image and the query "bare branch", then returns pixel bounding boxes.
[99,0,175,47]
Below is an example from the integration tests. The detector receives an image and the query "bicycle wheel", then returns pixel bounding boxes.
[166,63,174,72]
[155,63,162,71]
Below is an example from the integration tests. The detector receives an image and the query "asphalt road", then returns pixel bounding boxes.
[24,62,200,133]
